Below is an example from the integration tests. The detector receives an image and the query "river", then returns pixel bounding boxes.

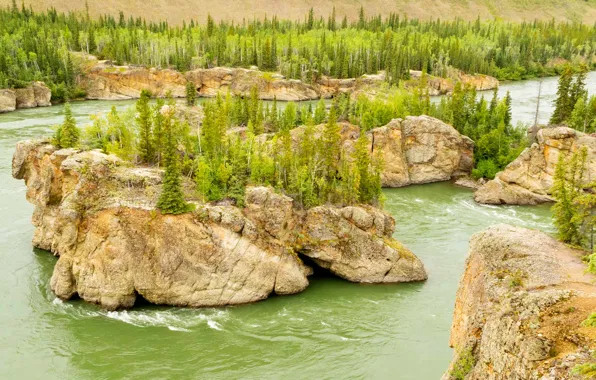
[1,73,591,379]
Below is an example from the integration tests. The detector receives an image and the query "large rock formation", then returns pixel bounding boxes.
[78,57,499,102]
[80,61,188,99]
[186,67,320,101]
[475,127,596,205]
[443,224,596,380]
[287,116,474,187]
[13,140,427,310]
[0,82,51,113]
[408,70,500,96]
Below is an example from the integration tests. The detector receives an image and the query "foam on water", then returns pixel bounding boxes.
[50,297,228,331]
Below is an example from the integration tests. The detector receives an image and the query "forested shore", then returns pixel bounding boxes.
[2,3,596,101]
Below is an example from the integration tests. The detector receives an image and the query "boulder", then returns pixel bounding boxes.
[15,86,37,109]
[0,82,51,112]
[475,127,596,205]
[13,140,427,310]
[32,82,52,106]
[0,89,16,113]
[443,224,596,380]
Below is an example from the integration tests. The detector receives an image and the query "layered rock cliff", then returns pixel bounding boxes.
[0,82,51,113]
[13,140,427,310]
[475,127,596,205]
[443,224,596,380]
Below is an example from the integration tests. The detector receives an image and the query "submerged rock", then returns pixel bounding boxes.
[443,224,596,380]
[13,140,427,310]
[475,127,596,205]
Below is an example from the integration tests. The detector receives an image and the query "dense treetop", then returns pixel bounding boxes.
[2,4,596,100]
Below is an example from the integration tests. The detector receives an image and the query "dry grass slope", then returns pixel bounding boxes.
[3,0,596,24]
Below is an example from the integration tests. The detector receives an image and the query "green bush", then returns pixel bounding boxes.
[451,348,476,380]
[581,313,596,328]
[472,159,498,180]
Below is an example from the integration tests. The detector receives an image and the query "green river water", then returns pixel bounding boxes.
[3,73,591,379]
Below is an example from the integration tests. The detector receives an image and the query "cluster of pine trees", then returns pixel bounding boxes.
[551,148,596,274]
[54,91,383,211]
[3,3,596,99]
[549,65,596,132]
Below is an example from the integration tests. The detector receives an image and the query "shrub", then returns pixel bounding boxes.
[451,347,476,380]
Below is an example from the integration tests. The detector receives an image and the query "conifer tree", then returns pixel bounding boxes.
[570,96,588,132]
[322,104,341,178]
[54,103,80,149]
[136,90,153,163]
[551,149,587,245]
[314,99,326,124]
[186,82,196,106]
[157,106,192,214]
[550,66,574,125]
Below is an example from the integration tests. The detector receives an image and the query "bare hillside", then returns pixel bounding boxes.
[3,0,596,24]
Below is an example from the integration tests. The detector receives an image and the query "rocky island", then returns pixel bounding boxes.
[12,140,427,310]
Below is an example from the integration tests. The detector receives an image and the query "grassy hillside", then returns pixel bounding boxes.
[3,0,596,24]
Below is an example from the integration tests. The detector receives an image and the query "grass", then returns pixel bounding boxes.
[451,347,476,380]
[581,313,596,328]
[4,0,596,24]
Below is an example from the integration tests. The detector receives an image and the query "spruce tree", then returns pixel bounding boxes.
[54,103,80,148]
[157,106,192,215]
[322,104,341,178]
[136,90,153,163]
[550,66,574,125]
[551,149,587,245]
[186,81,196,106]
[570,96,588,132]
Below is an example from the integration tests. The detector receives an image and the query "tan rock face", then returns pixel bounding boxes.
[475,127,596,205]
[408,70,499,96]
[0,89,16,113]
[31,81,52,107]
[443,224,596,380]
[187,67,320,101]
[0,82,50,112]
[81,62,187,99]
[13,140,427,310]
[290,116,473,187]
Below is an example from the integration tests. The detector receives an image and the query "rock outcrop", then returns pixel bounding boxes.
[408,70,499,96]
[287,116,474,187]
[443,224,596,380]
[186,67,320,101]
[78,57,499,102]
[13,140,427,310]
[80,61,188,99]
[475,127,596,205]
[0,82,51,113]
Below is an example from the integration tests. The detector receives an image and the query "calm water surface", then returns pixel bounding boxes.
[2,74,585,379]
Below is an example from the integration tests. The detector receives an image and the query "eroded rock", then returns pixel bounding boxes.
[443,224,596,380]
[289,116,474,187]
[475,127,596,205]
[13,140,427,310]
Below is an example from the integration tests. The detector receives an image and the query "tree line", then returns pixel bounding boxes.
[2,3,596,100]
